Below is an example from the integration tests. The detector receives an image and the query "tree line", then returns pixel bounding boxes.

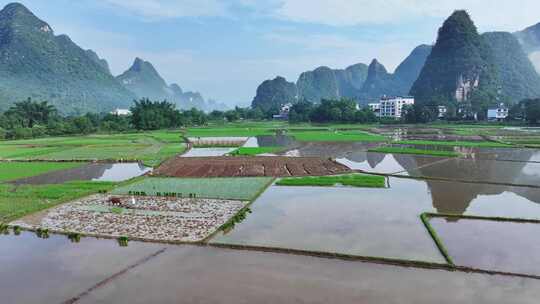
[401,98,540,124]
[0,98,271,140]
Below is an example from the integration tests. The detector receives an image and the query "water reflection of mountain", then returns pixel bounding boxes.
[409,149,540,214]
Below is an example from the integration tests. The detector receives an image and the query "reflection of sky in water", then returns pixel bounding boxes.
[242,137,258,147]
[92,163,151,182]
[0,232,163,304]
[336,154,408,174]
[430,218,540,276]
[182,148,235,157]
[522,162,540,176]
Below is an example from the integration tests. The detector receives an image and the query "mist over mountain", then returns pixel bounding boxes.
[515,22,540,73]
[0,2,135,114]
[483,31,540,103]
[116,57,225,112]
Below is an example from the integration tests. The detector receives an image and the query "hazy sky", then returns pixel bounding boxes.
[3,0,540,105]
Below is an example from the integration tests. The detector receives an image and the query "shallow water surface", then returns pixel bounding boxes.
[430,217,540,276]
[2,232,540,304]
[243,135,296,148]
[211,177,540,260]
[11,162,151,184]
[399,157,540,186]
[212,179,446,263]
[0,231,165,304]
[181,147,236,157]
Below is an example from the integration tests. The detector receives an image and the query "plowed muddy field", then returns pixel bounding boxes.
[153,156,351,177]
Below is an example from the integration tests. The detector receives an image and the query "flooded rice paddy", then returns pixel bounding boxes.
[2,231,540,304]
[11,162,151,184]
[5,133,540,302]
[397,157,540,186]
[211,177,540,261]
[430,217,540,276]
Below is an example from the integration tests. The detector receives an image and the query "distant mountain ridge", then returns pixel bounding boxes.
[0,2,135,114]
[251,44,431,108]
[116,57,224,112]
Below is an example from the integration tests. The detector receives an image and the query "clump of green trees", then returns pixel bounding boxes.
[287,98,377,123]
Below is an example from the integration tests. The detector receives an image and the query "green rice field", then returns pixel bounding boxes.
[112,177,274,200]
[276,174,386,188]
[289,130,386,142]
[229,147,282,156]
[0,181,115,222]
[185,127,274,137]
[0,132,185,167]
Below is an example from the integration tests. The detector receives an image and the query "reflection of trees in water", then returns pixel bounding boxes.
[11,163,112,185]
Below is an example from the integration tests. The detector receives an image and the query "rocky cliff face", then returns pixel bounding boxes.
[410,10,499,112]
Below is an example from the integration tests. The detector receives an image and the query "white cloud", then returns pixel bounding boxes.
[272,0,540,31]
[100,0,228,20]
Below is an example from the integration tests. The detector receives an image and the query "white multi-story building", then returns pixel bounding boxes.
[376,96,414,119]
[487,104,508,121]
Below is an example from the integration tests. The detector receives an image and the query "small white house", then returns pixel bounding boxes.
[111,108,132,116]
[273,103,293,120]
[437,106,448,118]
[487,104,508,121]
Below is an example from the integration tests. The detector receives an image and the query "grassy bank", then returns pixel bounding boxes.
[368,147,460,157]
[0,181,115,222]
[420,213,455,266]
[229,147,282,156]
[276,173,386,188]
